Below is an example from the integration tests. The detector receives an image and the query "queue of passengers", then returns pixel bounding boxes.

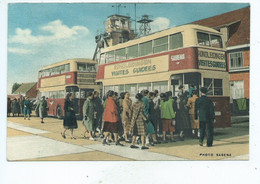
[60,85,201,149]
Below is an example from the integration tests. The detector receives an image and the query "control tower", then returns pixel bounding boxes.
[104,14,137,47]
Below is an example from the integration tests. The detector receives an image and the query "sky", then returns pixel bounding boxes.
[7,2,250,94]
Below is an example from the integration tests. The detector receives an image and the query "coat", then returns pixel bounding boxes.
[23,99,31,115]
[39,99,48,118]
[19,99,24,114]
[130,100,147,136]
[83,97,95,131]
[122,98,132,122]
[195,95,215,122]
[160,99,175,119]
[7,99,12,113]
[142,96,149,116]
[175,94,190,131]
[11,100,20,114]
[148,98,156,122]
[93,97,103,115]
[103,96,119,123]
[186,95,198,115]
[142,96,155,134]
[63,99,78,129]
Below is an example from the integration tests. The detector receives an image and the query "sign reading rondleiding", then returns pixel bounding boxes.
[198,48,226,71]
[104,55,169,78]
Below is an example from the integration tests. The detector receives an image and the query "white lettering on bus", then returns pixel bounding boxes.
[171,54,185,61]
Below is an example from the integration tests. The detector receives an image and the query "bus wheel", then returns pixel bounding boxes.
[57,106,63,119]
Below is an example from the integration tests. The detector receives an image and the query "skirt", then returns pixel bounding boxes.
[131,121,147,136]
[103,121,120,133]
[63,113,78,129]
[162,119,175,132]
[83,117,95,132]
[189,114,199,129]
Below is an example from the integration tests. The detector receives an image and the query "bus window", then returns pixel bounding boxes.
[87,64,97,72]
[104,86,114,96]
[140,41,153,57]
[125,84,137,98]
[139,82,152,92]
[214,79,223,95]
[106,51,115,63]
[204,78,223,96]
[153,81,168,93]
[210,34,223,48]
[197,32,211,46]
[169,33,183,50]
[100,53,105,64]
[65,64,70,72]
[127,44,138,59]
[60,65,65,74]
[78,63,86,71]
[66,86,79,96]
[115,48,126,61]
[154,36,168,53]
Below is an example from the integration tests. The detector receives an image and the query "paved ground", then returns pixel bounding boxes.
[6,116,249,161]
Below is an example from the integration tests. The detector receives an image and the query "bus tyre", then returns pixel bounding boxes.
[57,106,63,119]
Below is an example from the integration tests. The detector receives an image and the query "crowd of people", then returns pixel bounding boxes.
[7,85,215,148]
[7,96,33,120]
[61,85,215,148]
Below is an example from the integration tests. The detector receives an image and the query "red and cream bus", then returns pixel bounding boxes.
[96,24,231,127]
[38,58,101,119]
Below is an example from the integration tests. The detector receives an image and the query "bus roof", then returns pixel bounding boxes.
[40,58,97,71]
[101,24,222,52]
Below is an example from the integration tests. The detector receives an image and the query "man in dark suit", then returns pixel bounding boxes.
[195,87,215,147]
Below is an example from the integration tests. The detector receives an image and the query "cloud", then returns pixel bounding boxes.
[8,47,33,54]
[151,17,170,33]
[9,19,90,45]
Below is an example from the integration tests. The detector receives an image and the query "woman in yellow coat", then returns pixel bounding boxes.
[122,92,132,143]
[186,90,199,138]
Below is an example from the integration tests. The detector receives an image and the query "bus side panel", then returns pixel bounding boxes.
[65,72,77,84]
[96,64,105,80]
[169,47,198,71]
[46,98,66,117]
[209,96,231,128]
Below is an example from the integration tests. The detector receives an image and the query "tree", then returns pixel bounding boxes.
[12,82,21,93]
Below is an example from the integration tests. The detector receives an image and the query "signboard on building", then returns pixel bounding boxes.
[104,55,169,79]
[198,48,226,71]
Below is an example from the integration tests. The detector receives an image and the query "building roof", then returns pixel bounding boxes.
[192,6,250,47]
[13,82,37,95]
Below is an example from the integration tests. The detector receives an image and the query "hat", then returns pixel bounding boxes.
[178,85,184,90]
[200,87,207,94]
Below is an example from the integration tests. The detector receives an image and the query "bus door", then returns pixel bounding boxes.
[171,72,201,96]
[65,86,80,116]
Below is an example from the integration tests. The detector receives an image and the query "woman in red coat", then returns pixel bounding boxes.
[102,90,124,146]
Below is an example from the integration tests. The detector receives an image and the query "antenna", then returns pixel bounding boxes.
[137,14,153,36]
[112,3,126,15]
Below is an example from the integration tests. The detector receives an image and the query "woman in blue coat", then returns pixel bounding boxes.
[23,97,31,120]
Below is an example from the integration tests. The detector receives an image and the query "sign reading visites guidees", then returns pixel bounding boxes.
[198,48,226,71]
[104,55,169,78]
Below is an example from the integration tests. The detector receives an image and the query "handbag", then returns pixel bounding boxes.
[172,119,176,126]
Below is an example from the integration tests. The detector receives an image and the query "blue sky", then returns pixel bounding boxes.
[7,2,249,94]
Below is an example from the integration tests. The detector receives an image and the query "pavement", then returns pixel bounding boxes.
[231,115,249,124]
[6,116,249,161]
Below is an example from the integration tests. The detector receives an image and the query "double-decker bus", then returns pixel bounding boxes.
[96,24,231,127]
[38,58,101,119]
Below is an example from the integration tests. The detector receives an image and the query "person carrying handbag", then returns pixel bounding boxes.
[160,93,176,143]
